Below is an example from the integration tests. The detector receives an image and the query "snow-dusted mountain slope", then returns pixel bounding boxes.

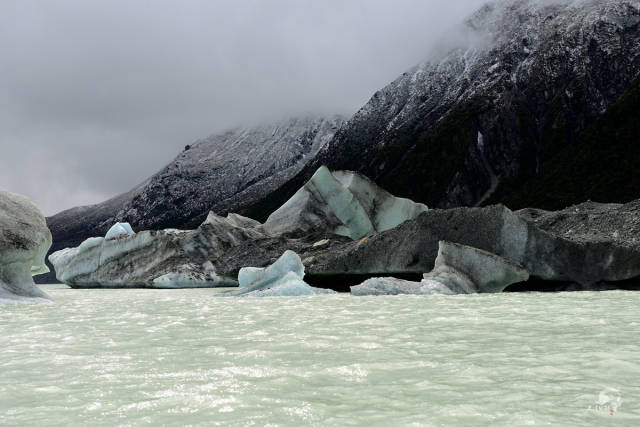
[44,115,344,279]
[245,0,640,220]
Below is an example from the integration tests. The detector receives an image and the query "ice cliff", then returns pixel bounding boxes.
[0,189,52,303]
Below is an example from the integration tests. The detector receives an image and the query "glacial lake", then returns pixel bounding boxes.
[1,285,639,426]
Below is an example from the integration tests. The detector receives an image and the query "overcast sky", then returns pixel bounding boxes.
[0,0,486,215]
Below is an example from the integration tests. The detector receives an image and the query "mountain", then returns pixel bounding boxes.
[40,115,344,283]
[243,0,640,221]
[501,73,640,210]
[43,0,640,283]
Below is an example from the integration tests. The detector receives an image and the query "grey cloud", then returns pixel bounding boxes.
[0,0,487,215]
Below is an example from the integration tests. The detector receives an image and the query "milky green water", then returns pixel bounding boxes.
[1,285,639,426]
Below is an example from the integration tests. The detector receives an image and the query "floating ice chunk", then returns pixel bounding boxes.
[265,272,307,294]
[240,272,335,297]
[431,241,529,293]
[233,250,335,297]
[48,247,84,279]
[237,267,263,288]
[351,277,455,296]
[351,241,529,296]
[105,222,135,240]
[238,250,305,288]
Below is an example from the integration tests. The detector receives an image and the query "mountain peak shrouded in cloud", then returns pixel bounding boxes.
[239,0,639,219]
[0,0,487,215]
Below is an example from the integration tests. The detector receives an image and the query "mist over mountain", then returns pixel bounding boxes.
[245,0,640,220]
[0,0,486,215]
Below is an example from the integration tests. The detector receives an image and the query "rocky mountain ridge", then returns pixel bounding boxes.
[244,0,640,220]
[40,115,344,283]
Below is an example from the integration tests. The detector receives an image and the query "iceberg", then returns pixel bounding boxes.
[233,251,335,297]
[350,276,456,296]
[429,241,530,294]
[105,222,135,240]
[351,241,529,296]
[263,166,428,240]
[0,189,52,303]
[47,166,640,291]
[238,250,305,288]
[239,272,335,297]
[49,213,258,288]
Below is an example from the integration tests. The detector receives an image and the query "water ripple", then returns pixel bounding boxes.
[1,286,639,425]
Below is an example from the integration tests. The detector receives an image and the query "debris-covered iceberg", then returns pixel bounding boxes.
[351,241,529,296]
[48,213,261,288]
[0,189,52,303]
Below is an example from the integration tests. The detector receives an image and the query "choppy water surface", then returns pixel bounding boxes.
[1,286,639,426]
